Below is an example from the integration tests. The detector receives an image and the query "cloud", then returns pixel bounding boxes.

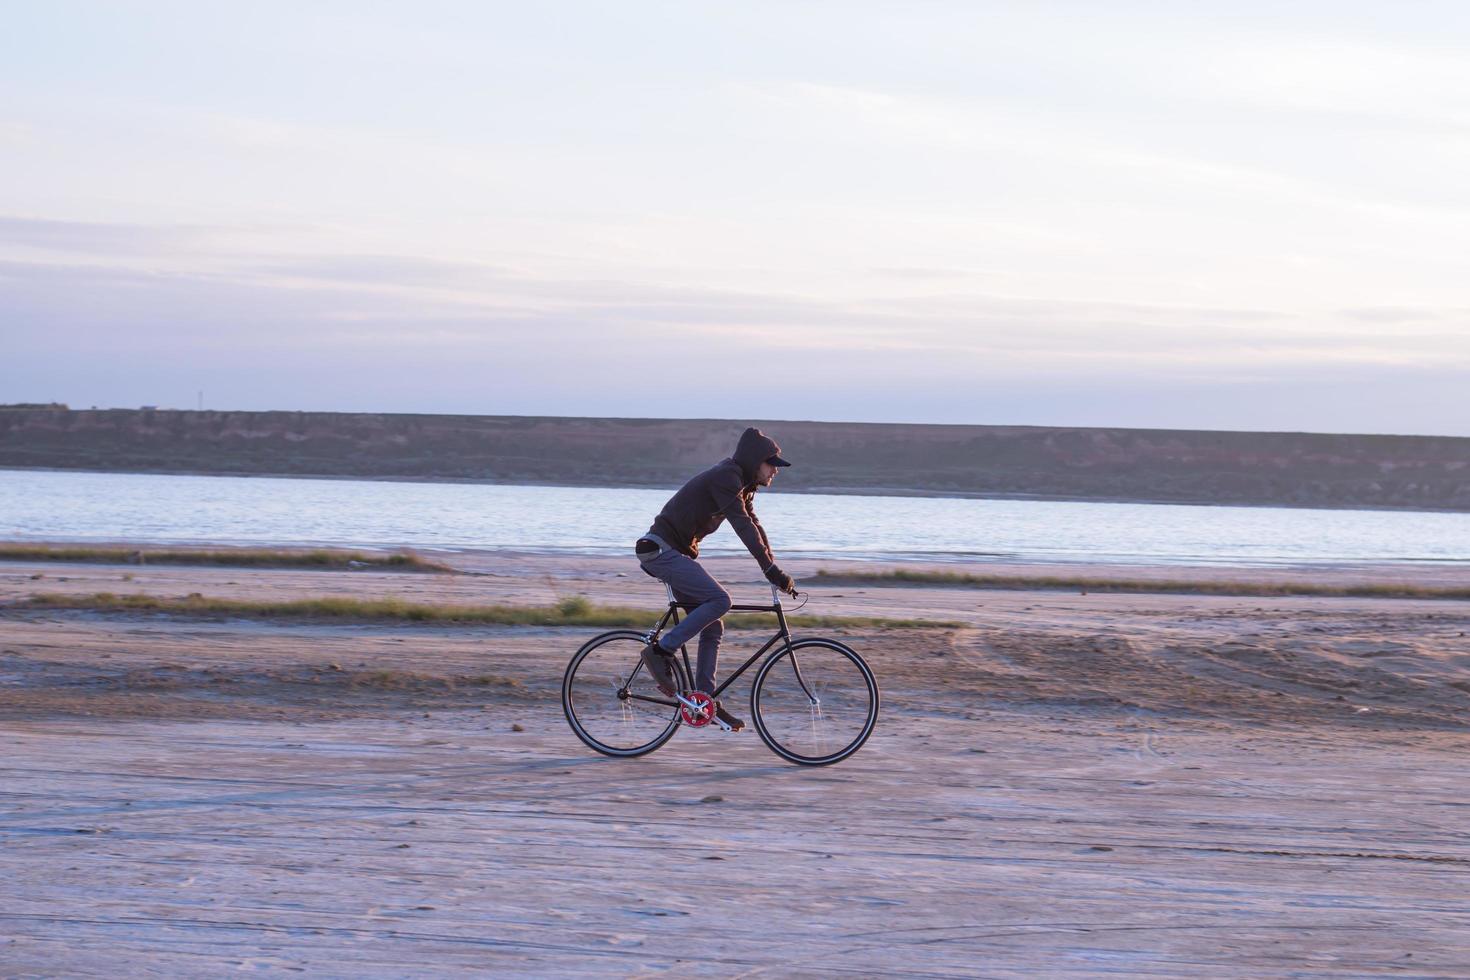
[4,243,1468,435]
[0,122,36,147]
[0,215,219,254]
[1210,39,1470,133]
[4,252,1465,381]
[257,254,518,289]
[738,74,1470,239]
[1337,306,1454,324]
[867,267,979,282]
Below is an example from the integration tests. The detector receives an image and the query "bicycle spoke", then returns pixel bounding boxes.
[752,640,878,766]
[563,633,679,756]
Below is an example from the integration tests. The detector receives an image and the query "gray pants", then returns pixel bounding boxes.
[637,540,732,694]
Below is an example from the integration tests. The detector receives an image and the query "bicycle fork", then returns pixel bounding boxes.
[785,650,820,707]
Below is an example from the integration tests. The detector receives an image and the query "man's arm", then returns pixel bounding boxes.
[711,471,775,570]
[746,498,793,591]
[747,492,772,554]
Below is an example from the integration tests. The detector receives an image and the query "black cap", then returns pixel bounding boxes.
[767,453,792,467]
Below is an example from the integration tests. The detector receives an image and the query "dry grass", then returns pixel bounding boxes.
[0,543,454,573]
[809,568,1470,600]
[18,592,963,630]
[344,669,526,691]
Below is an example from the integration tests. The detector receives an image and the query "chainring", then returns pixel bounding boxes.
[679,691,715,727]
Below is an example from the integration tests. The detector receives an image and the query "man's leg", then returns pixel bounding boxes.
[690,617,724,695]
[644,555,744,731]
[646,551,732,674]
[682,614,743,730]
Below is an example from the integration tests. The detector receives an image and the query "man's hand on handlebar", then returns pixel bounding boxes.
[764,564,797,595]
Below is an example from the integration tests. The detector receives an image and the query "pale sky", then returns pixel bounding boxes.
[3,1,1468,435]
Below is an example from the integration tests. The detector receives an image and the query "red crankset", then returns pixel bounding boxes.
[678,691,716,727]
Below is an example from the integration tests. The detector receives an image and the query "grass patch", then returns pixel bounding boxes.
[17,592,963,629]
[810,568,1470,601]
[0,543,454,573]
[342,669,526,692]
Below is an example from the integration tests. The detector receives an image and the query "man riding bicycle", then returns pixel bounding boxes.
[635,427,797,733]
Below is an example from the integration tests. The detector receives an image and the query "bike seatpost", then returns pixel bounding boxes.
[665,581,676,605]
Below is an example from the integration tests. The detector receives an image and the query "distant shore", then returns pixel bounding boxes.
[4,408,1468,512]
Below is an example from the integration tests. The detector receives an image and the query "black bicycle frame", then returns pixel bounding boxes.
[625,595,813,707]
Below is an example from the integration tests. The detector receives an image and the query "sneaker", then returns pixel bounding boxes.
[713,700,745,733]
[640,642,677,697]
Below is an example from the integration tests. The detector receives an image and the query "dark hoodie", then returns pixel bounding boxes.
[645,427,782,569]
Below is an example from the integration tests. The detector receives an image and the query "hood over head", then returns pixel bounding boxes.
[732,427,787,483]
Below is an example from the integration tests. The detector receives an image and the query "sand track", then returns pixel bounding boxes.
[3,558,1470,975]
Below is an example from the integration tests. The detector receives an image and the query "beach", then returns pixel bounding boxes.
[3,551,1469,975]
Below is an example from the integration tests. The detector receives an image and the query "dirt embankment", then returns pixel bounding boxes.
[3,408,1469,510]
[5,611,1468,732]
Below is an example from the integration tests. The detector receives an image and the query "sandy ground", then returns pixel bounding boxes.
[3,553,1470,976]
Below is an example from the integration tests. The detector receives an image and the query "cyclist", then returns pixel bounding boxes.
[634,426,797,732]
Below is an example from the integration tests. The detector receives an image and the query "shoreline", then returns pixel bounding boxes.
[9,534,1470,572]
[7,464,1470,516]
[7,539,1470,591]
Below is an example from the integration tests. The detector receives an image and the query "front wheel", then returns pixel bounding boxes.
[563,630,680,757]
[751,638,879,766]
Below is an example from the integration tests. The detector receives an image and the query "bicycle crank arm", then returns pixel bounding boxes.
[686,695,734,732]
[675,691,719,728]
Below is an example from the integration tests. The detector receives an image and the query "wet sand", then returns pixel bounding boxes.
[3,554,1470,976]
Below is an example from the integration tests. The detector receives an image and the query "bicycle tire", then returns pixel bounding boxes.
[563,629,680,757]
[750,637,879,766]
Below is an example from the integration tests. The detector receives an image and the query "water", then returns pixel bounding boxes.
[4,468,1470,567]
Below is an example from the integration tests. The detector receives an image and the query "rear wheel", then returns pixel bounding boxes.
[563,631,680,757]
[751,638,879,766]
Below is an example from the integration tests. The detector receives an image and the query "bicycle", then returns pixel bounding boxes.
[561,584,879,766]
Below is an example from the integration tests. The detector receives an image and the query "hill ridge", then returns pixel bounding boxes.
[2,408,1467,511]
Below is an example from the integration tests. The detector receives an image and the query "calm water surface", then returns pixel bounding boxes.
[4,469,1470,567]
